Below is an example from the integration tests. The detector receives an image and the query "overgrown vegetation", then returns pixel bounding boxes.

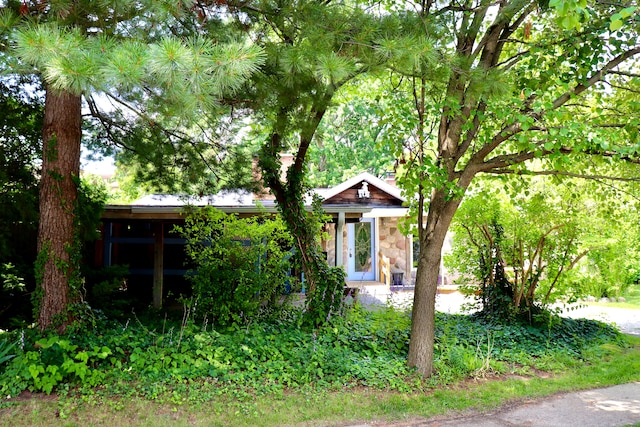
[0,77,43,328]
[0,302,627,407]
[447,184,640,322]
[175,206,296,327]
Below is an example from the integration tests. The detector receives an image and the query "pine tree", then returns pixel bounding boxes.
[0,0,263,332]
[213,0,393,321]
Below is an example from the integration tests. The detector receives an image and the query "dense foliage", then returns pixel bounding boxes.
[175,207,296,327]
[1,0,265,332]
[0,304,624,403]
[306,78,397,187]
[447,178,640,320]
[0,77,43,325]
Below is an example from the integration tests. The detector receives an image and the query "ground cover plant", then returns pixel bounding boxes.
[0,301,632,426]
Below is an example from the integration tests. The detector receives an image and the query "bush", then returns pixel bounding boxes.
[83,265,132,319]
[175,207,295,327]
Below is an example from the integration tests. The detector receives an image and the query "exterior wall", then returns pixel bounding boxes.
[323,223,337,267]
[323,222,349,270]
[378,217,412,283]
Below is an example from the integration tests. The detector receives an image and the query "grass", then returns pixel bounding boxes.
[2,336,639,427]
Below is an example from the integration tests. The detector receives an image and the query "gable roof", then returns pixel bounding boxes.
[319,172,405,203]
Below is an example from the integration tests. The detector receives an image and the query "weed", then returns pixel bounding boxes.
[0,338,17,368]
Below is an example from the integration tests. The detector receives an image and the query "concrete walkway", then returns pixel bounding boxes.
[347,382,640,427]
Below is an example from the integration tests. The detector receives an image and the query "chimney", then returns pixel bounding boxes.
[384,171,397,187]
[252,153,296,200]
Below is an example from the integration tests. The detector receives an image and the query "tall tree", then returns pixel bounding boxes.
[0,0,262,332]
[380,0,640,376]
[307,78,396,187]
[36,88,82,330]
[215,0,390,319]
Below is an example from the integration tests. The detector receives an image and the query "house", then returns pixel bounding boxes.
[95,171,416,309]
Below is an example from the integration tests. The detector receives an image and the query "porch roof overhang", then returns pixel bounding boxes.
[101,172,408,221]
[101,204,278,220]
[101,204,408,220]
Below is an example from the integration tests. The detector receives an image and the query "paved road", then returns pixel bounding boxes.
[345,382,640,427]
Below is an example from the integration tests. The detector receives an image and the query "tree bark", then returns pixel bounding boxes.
[37,88,82,333]
[407,193,460,377]
[407,237,442,376]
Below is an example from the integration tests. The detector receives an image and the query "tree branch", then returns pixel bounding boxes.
[483,168,640,181]
[610,70,640,78]
[550,46,640,110]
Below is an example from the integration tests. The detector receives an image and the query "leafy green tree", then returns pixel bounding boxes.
[373,0,640,376]
[215,0,391,322]
[0,0,263,332]
[307,78,396,187]
[556,176,640,300]
[447,181,591,320]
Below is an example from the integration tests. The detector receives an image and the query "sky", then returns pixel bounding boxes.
[81,152,116,176]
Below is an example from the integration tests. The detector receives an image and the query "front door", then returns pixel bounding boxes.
[347,218,375,281]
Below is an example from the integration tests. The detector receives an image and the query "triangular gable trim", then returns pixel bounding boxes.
[320,172,405,203]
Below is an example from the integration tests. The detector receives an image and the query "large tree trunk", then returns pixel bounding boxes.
[408,182,469,377]
[258,96,336,299]
[258,151,326,294]
[407,237,443,377]
[37,89,82,333]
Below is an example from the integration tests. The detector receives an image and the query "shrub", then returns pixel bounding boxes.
[176,206,294,327]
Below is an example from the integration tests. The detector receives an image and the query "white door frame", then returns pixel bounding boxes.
[347,218,376,281]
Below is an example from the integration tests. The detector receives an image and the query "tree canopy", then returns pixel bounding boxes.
[446,174,640,320]
[361,0,640,376]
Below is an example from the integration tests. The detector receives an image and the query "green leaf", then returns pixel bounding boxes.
[610,18,624,32]
[620,6,637,18]
[28,364,44,379]
[75,351,89,363]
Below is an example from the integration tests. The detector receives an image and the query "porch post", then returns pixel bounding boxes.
[103,222,113,267]
[153,222,164,309]
[336,212,345,267]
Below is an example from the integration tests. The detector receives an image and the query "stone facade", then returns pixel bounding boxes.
[378,217,412,280]
[323,223,337,267]
[322,217,412,284]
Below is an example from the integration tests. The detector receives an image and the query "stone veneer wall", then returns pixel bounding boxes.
[323,223,337,267]
[378,217,411,281]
